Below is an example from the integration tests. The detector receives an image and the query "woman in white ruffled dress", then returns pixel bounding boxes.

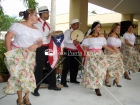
[81,21,115,96]
[104,23,125,87]
[122,24,140,79]
[3,9,43,105]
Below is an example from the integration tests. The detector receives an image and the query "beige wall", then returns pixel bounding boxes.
[88,26,138,35]
[69,0,88,33]
[48,13,139,34]
[88,13,122,24]
[56,14,69,24]
[101,26,111,34]
[102,26,138,35]
[48,14,70,32]
[138,21,140,35]
[56,23,69,32]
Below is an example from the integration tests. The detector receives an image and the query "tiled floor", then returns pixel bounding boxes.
[0,72,140,105]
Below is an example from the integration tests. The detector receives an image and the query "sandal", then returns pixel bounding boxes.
[95,89,102,96]
[23,97,32,105]
[105,80,111,87]
[16,99,24,105]
[124,74,131,80]
[113,79,122,87]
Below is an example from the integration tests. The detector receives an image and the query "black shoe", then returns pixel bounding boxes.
[95,89,102,96]
[31,91,40,96]
[48,86,61,91]
[61,83,69,87]
[70,81,80,84]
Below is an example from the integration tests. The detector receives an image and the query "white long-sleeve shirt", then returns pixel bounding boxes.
[34,18,51,44]
[63,28,77,49]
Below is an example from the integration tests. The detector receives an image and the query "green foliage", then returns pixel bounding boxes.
[78,55,83,70]
[56,54,64,70]
[0,15,19,31]
[0,8,4,30]
[22,0,38,9]
[0,40,7,74]
[91,10,97,14]
[0,5,19,31]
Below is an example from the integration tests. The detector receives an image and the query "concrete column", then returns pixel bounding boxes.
[50,0,56,31]
[121,14,134,22]
[69,0,88,33]
[138,21,140,35]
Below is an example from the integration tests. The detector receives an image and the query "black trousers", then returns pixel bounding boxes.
[61,48,79,84]
[34,46,56,92]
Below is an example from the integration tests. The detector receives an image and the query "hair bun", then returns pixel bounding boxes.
[19,11,25,17]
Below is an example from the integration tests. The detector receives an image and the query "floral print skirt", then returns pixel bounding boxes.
[81,51,108,89]
[121,44,140,73]
[104,50,125,78]
[3,46,36,94]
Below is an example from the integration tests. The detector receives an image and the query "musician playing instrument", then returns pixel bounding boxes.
[61,19,81,87]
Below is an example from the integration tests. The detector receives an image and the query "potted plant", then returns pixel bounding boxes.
[0,40,10,82]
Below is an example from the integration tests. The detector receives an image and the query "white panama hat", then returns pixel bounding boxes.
[38,6,49,13]
[70,19,81,25]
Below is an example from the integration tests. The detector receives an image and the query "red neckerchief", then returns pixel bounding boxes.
[38,18,50,31]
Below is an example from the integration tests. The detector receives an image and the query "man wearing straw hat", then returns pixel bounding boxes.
[32,6,61,97]
[61,19,81,87]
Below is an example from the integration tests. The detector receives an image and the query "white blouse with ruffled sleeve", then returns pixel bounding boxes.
[82,37,107,49]
[9,23,43,48]
[107,37,122,47]
[122,33,136,45]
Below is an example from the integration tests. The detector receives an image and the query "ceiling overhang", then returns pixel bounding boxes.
[88,0,140,20]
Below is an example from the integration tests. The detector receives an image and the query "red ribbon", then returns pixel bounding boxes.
[74,43,85,65]
[38,18,50,31]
